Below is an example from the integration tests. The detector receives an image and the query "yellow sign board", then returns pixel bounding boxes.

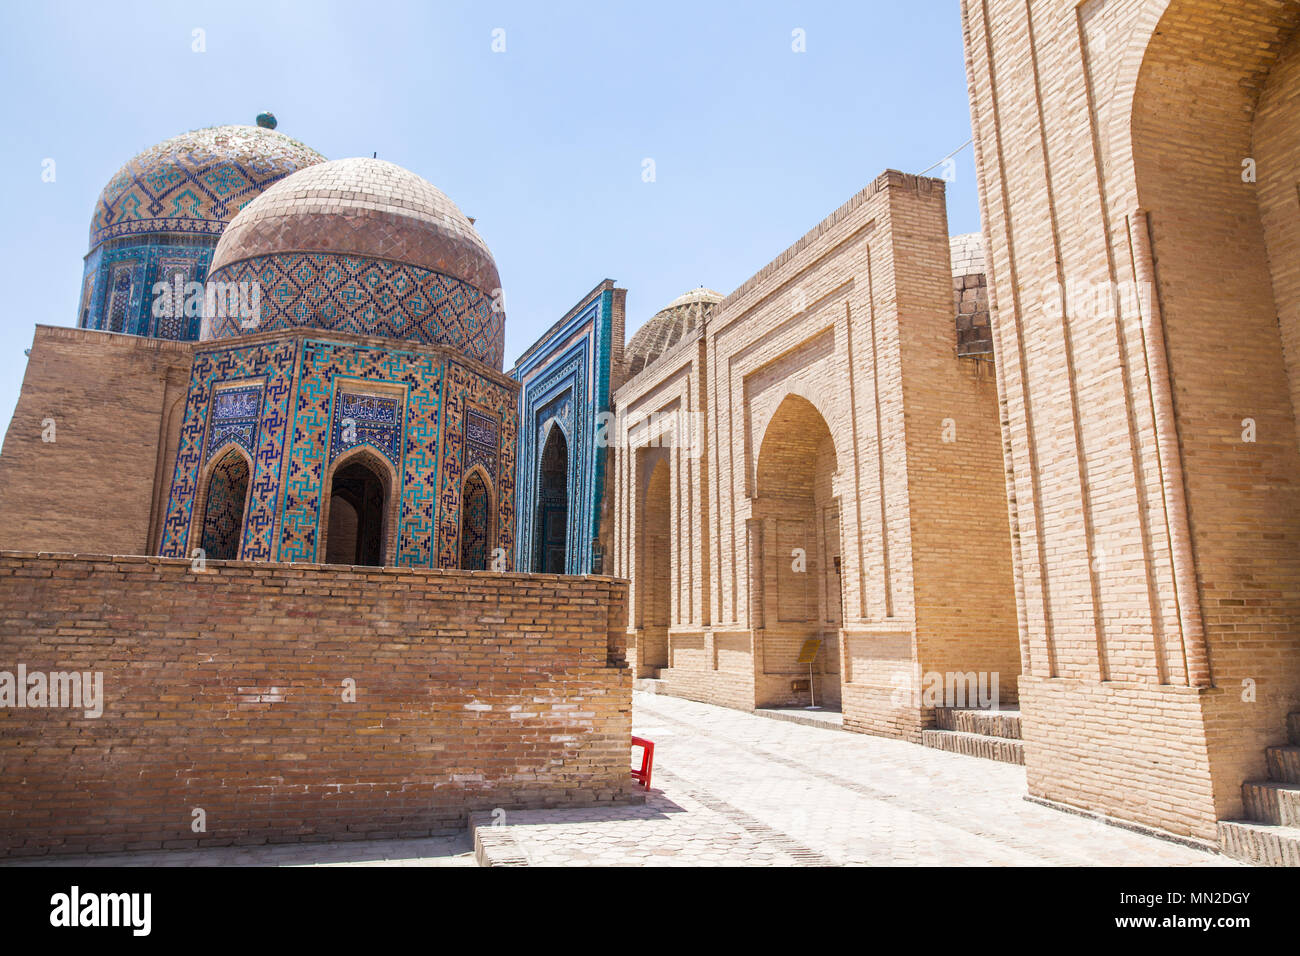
[796,638,822,665]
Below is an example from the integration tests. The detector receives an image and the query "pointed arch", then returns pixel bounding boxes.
[319,446,398,566]
[752,392,844,707]
[192,443,254,562]
[534,422,570,573]
[459,465,495,570]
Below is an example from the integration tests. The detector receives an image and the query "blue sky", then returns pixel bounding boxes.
[0,0,978,437]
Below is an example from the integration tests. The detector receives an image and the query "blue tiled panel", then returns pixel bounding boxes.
[511,289,614,574]
[79,237,214,340]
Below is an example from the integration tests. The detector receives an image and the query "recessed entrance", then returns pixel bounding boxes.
[535,425,568,574]
[460,470,491,570]
[199,448,250,561]
[755,394,843,708]
[325,458,387,566]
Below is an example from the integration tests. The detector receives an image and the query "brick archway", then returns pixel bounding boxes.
[753,394,843,708]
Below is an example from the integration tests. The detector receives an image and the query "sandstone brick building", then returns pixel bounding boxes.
[3,0,1299,864]
[962,0,1300,861]
[609,172,1021,740]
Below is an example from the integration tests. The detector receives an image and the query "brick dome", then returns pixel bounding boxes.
[209,158,499,296]
[89,125,326,249]
[202,158,505,368]
[625,287,723,377]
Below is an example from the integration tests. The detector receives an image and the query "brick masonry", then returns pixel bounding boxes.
[963,0,1300,839]
[611,171,1020,738]
[0,326,192,556]
[0,552,635,857]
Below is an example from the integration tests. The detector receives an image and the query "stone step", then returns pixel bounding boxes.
[633,678,665,694]
[1242,780,1300,827]
[921,728,1025,765]
[935,706,1022,740]
[1266,745,1300,784]
[1288,712,1300,747]
[1218,820,1300,866]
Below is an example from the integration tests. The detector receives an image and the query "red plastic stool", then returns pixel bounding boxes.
[631,736,655,789]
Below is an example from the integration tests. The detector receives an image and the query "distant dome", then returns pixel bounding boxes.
[625,287,723,376]
[88,124,325,249]
[203,158,505,367]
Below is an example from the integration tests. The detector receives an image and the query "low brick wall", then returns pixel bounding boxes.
[0,552,635,857]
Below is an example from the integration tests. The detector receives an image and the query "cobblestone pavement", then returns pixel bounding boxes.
[474,692,1235,866]
[4,692,1238,867]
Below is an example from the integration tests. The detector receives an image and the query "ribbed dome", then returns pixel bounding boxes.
[89,125,325,249]
[625,287,723,377]
[209,158,499,295]
[202,158,505,368]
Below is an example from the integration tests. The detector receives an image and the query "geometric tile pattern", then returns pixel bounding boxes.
[199,449,250,561]
[512,290,614,574]
[80,238,213,339]
[459,470,490,571]
[89,125,324,248]
[161,334,516,570]
[205,253,505,368]
[158,339,298,559]
[330,392,402,464]
[436,361,517,569]
[208,383,263,460]
[464,408,500,482]
[277,339,439,567]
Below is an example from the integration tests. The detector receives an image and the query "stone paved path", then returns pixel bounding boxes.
[4,834,476,867]
[474,692,1234,866]
[4,692,1238,867]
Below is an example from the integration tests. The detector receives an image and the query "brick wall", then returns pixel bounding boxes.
[612,172,1020,736]
[950,234,993,357]
[963,0,1300,838]
[0,553,635,857]
[0,327,191,556]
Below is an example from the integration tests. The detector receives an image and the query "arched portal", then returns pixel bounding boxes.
[755,394,842,708]
[198,448,250,561]
[460,470,492,570]
[325,458,387,566]
[639,454,671,675]
[1129,3,1300,687]
[534,424,568,573]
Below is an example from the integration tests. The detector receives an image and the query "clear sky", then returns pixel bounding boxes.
[0,0,979,440]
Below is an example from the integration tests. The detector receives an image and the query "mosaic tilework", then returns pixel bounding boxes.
[208,384,263,460]
[80,238,213,339]
[512,289,614,574]
[465,408,500,482]
[459,471,490,570]
[436,361,517,570]
[159,340,298,559]
[200,451,250,560]
[330,392,402,464]
[277,340,439,567]
[90,126,324,247]
[205,253,505,368]
[107,264,134,333]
